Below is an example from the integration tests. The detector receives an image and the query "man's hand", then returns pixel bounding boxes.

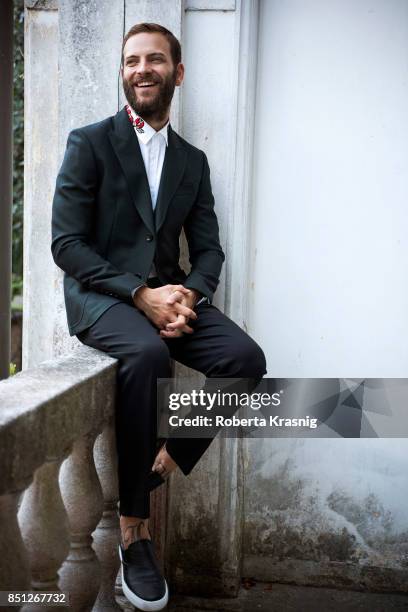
[159,289,201,339]
[133,284,197,336]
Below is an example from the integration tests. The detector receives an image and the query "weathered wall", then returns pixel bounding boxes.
[244,438,408,591]
[243,0,408,592]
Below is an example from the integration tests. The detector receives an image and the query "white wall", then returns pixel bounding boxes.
[249,0,408,377]
[244,0,408,586]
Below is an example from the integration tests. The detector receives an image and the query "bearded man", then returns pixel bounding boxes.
[51,22,266,611]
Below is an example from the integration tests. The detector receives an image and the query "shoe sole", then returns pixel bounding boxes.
[119,546,169,611]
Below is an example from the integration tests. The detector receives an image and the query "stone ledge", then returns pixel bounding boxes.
[0,345,117,494]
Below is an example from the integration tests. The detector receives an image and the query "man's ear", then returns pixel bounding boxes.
[175,62,185,87]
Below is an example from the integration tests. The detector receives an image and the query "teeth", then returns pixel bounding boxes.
[137,82,155,87]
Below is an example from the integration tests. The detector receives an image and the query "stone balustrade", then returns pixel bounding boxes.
[0,345,129,611]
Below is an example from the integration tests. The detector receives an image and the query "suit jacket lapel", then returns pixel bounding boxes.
[154,125,187,233]
[108,108,155,235]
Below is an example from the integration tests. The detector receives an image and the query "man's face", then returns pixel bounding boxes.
[121,32,184,121]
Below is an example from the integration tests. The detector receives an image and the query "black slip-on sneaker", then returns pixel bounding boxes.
[119,540,168,611]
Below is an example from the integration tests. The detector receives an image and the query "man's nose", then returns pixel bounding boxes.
[136,58,151,74]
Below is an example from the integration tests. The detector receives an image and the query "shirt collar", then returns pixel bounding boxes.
[126,104,169,146]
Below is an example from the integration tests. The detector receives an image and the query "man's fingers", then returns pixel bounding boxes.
[172,284,191,294]
[160,328,183,338]
[166,290,185,305]
[164,284,190,294]
[165,315,187,331]
[173,301,197,319]
[162,314,194,336]
[160,325,193,338]
[166,287,192,305]
[166,322,194,333]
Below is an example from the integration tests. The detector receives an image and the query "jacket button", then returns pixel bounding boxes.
[146,234,153,242]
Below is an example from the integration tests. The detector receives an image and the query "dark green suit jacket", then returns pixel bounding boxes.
[51,107,225,336]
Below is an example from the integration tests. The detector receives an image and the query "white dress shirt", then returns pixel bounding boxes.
[134,115,169,211]
[129,106,169,280]
[128,107,206,305]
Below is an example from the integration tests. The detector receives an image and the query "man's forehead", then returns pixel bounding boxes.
[123,32,171,58]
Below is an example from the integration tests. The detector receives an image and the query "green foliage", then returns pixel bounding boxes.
[13,0,24,300]
[12,274,23,306]
[9,363,17,376]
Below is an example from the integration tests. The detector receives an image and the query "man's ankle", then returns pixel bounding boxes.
[120,517,151,547]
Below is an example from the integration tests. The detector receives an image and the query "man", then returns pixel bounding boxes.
[51,23,266,611]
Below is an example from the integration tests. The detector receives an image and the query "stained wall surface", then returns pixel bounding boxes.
[245,0,408,587]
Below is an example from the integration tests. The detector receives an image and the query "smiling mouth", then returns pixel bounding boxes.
[134,82,158,89]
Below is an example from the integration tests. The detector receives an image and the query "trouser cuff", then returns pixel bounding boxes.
[119,494,150,519]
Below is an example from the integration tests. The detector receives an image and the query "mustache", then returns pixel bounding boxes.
[131,75,162,86]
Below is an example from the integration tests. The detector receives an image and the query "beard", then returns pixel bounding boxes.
[123,68,177,122]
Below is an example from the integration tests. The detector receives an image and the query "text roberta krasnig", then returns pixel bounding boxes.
[168,415,319,429]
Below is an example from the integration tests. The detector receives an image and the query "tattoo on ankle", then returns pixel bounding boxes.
[123,520,146,546]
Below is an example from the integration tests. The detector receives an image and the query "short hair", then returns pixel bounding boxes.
[121,22,181,68]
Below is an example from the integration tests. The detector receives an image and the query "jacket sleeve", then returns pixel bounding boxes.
[183,152,225,302]
[51,129,142,299]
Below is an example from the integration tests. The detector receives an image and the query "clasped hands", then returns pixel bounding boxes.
[133,284,200,338]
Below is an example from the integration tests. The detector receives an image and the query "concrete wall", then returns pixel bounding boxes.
[244,437,408,590]
[244,0,408,590]
[249,0,408,377]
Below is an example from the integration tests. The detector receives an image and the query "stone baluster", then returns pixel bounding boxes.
[18,460,70,612]
[59,432,104,611]
[0,491,31,611]
[93,422,121,611]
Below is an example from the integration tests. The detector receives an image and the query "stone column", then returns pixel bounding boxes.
[23,1,59,368]
[23,0,124,365]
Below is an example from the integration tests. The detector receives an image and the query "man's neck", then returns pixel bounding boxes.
[146,115,170,132]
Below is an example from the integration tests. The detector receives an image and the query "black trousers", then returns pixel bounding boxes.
[77,293,266,518]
